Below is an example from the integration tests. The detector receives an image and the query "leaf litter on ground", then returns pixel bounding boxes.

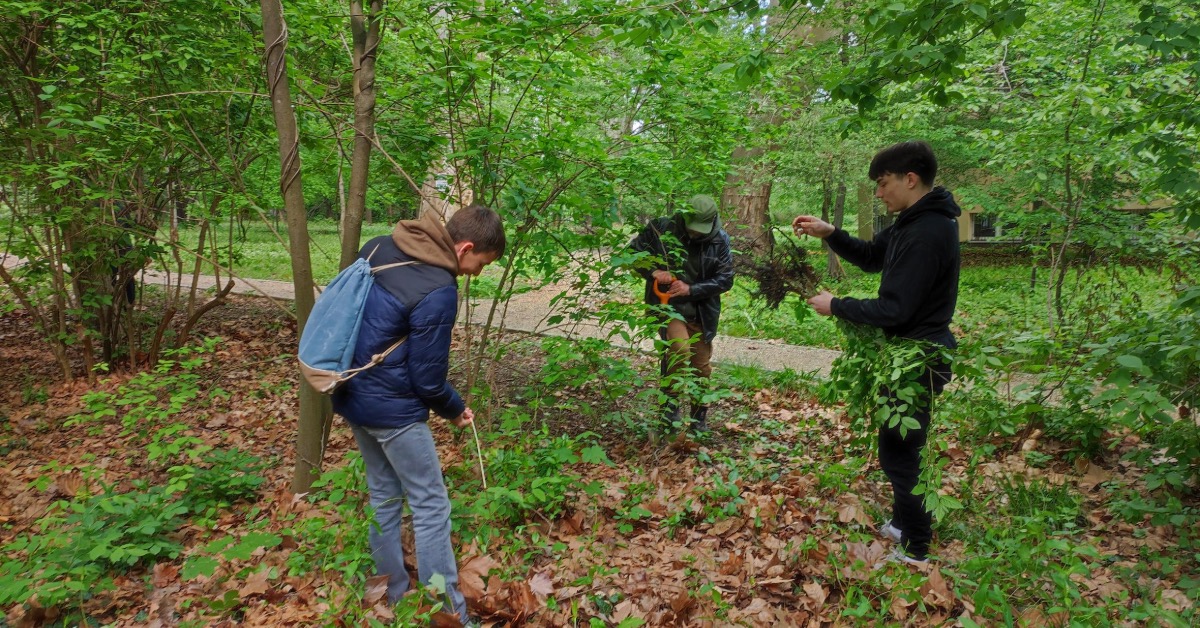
[0,295,1196,626]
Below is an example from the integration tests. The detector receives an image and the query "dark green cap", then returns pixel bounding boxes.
[684,194,718,234]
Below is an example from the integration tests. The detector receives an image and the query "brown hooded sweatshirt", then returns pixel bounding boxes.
[391,210,459,275]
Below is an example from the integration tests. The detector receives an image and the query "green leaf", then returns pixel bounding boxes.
[222,532,281,561]
[580,445,612,466]
[428,572,447,595]
[1114,355,1144,370]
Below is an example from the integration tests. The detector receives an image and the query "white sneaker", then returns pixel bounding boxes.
[879,520,902,543]
[886,547,929,566]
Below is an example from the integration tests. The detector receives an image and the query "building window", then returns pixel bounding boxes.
[973,214,997,239]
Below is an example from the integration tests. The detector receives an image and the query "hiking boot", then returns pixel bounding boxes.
[689,406,709,432]
[879,520,902,543]
[661,400,681,429]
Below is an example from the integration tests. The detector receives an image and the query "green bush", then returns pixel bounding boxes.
[947,476,1102,621]
[455,415,609,530]
[0,481,187,610]
[469,430,588,526]
[282,453,373,582]
[1086,292,1200,487]
[67,339,220,459]
[171,447,268,518]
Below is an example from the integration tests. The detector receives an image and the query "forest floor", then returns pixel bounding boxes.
[1,293,1196,626]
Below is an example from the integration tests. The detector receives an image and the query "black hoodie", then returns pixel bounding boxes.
[826,187,962,347]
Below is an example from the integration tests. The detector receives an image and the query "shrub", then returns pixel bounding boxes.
[171,447,268,518]
[0,481,187,610]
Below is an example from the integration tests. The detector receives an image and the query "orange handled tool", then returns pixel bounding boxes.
[652,275,674,305]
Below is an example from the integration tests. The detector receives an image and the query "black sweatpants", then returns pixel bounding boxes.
[878,360,951,559]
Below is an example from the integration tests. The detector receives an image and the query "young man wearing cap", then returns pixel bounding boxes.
[628,194,734,432]
[793,140,961,564]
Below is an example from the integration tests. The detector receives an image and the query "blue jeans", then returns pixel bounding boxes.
[351,422,468,621]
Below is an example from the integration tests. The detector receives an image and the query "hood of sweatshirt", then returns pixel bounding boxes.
[391,210,459,274]
[896,186,962,227]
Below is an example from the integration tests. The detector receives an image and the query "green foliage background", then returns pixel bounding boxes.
[0,0,1197,623]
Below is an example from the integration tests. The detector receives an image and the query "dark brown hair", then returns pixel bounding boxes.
[868,141,938,186]
[446,204,506,257]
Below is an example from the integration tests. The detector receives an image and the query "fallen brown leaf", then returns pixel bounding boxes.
[719,552,744,576]
[53,472,84,498]
[839,541,887,580]
[1078,461,1113,491]
[919,567,953,609]
[611,598,639,624]
[710,516,743,537]
[669,587,692,615]
[835,494,872,527]
[529,571,554,603]
[1160,589,1192,612]
[459,554,500,602]
[802,580,827,608]
[153,562,181,587]
[238,570,272,600]
[559,510,585,535]
[367,602,395,623]
[363,574,390,607]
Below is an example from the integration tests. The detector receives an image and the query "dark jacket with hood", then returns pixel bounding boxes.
[826,186,961,348]
[628,213,734,343]
[332,211,465,428]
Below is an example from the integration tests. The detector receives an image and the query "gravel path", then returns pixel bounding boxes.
[132,268,840,375]
[463,284,839,376]
[3,255,839,375]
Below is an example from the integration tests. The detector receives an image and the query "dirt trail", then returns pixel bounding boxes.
[171,268,838,376]
[462,277,838,376]
[2,254,839,375]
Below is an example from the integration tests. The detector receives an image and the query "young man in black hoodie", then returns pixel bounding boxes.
[793,141,961,564]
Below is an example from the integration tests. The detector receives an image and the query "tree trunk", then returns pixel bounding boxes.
[418,158,473,221]
[720,145,775,259]
[816,162,844,279]
[418,168,445,219]
[827,173,847,280]
[260,0,331,494]
[719,7,838,262]
[340,0,382,270]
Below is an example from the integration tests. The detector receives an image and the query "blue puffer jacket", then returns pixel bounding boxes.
[332,226,465,428]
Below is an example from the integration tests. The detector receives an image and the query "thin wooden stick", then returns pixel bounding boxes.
[470,420,487,489]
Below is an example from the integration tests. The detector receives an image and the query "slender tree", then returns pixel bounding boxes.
[341,0,384,269]
[259,0,330,493]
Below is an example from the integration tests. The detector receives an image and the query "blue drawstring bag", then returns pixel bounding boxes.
[298,251,416,393]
